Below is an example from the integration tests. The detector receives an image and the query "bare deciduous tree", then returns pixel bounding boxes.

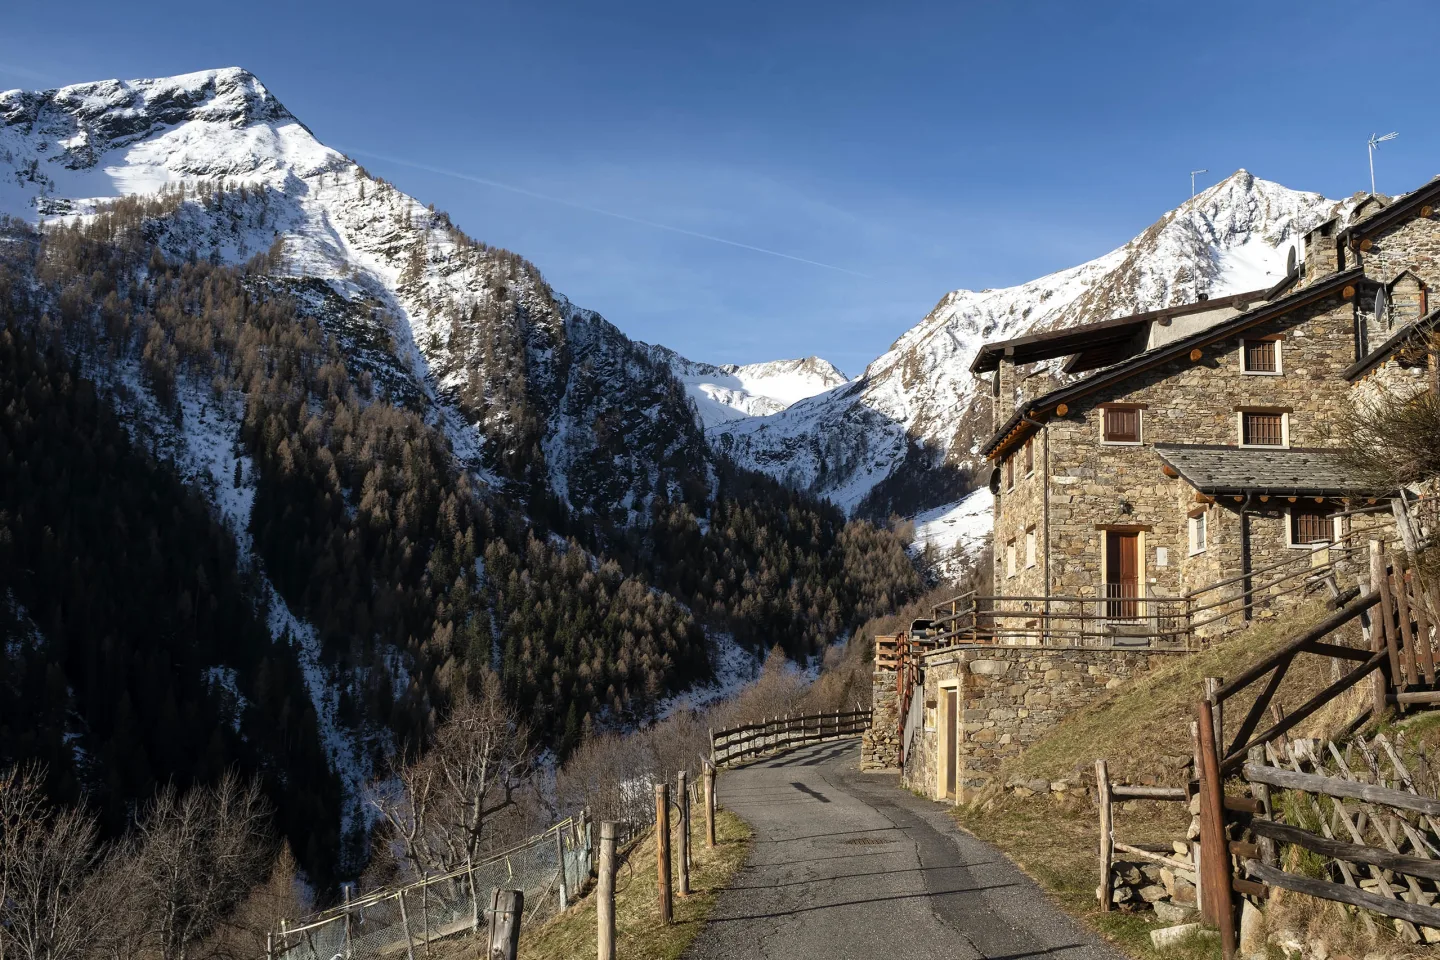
[372,671,532,877]
[0,766,106,960]
[130,773,273,960]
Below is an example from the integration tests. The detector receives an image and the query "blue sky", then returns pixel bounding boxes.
[3,0,1439,374]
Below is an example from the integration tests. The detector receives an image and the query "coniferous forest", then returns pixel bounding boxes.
[0,204,923,884]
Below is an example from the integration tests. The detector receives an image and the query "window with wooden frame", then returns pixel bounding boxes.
[1024,437,1034,476]
[1005,455,1015,490]
[1241,336,1282,375]
[1025,527,1036,568]
[1188,510,1207,555]
[1240,411,1285,447]
[1289,503,1337,546]
[1101,405,1142,444]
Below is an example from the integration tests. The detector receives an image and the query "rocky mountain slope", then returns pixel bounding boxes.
[0,67,710,524]
[712,171,1342,517]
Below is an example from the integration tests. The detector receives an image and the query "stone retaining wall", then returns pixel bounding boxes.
[861,670,900,770]
[902,645,1181,800]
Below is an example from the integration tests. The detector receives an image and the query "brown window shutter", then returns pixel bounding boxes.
[1242,412,1283,445]
[1024,437,1034,473]
[1104,407,1139,442]
[1291,506,1333,544]
[1244,339,1277,372]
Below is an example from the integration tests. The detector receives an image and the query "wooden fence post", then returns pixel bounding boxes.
[1371,540,1393,716]
[1189,720,1204,917]
[555,826,568,911]
[677,771,691,897]
[487,890,522,960]
[704,765,717,848]
[396,892,417,960]
[1197,699,1236,960]
[655,783,672,924]
[1096,758,1113,911]
[1204,676,1224,760]
[708,727,716,768]
[597,822,617,960]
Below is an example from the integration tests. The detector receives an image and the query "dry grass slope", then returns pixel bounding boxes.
[517,809,752,960]
[952,600,1376,960]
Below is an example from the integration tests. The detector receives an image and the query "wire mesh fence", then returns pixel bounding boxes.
[270,816,596,960]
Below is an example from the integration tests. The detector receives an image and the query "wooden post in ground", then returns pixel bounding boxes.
[1095,758,1114,911]
[597,822,617,960]
[555,825,569,910]
[1189,720,1204,917]
[677,771,691,896]
[655,783,673,924]
[396,892,417,960]
[1197,699,1236,960]
[1396,555,1419,690]
[1371,540,1393,717]
[704,765,717,848]
[487,890,522,960]
[1204,676,1224,761]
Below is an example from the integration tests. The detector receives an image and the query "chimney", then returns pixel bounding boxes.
[992,351,1017,429]
[1301,219,1340,284]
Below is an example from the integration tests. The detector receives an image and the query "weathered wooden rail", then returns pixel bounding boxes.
[1187,539,1440,957]
[710,709,871,768]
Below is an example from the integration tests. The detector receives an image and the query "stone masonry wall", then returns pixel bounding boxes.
[994,289,1367,608]
[861,669,900,770]
[901,646,1179,800]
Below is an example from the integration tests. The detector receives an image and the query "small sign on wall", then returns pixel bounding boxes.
[1155,547,1169,567]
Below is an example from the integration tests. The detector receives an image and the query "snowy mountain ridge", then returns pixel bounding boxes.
[641,343,849,426]
[712,170,1347,516]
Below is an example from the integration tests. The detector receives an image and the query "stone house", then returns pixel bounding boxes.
[889,176,1440,804]
[974,176,1440,630]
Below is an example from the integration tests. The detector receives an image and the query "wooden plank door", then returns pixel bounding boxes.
[1106,532,1139,620]
[943,689,958,799]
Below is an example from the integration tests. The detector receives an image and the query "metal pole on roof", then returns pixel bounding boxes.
[1368,132,1398,196]
[1191,169,1208,197]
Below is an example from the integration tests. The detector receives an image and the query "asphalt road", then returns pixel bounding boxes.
[684,740,1124,960]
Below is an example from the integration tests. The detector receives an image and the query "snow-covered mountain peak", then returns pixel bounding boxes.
[716,169,1339,517]
[641,344,848,426]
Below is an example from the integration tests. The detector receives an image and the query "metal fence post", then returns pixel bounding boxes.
[555,826,568,911]
[343,883,353,959]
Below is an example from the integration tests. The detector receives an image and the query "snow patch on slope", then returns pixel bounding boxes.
[909,488,993,583]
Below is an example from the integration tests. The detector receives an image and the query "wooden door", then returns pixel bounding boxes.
[943,689,958,799]
[1106,532,1140,620]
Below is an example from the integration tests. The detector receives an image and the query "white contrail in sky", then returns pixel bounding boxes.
[343,147,873,279]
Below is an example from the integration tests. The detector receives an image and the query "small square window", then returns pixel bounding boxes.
[1242,338,1280,374]
[1291,505,1335,545]
[1241,412,1284,446]
[1103,407,1141,443]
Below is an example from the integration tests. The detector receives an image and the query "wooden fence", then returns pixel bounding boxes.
[925,541,1363,650]
[1190,539,1440,957]
[710,709,871,768]
[1094,759,1193,912]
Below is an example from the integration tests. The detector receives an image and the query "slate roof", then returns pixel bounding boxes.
[980,267,1364,460]
[1342,304,1440,381]
[1152,444,1386,497]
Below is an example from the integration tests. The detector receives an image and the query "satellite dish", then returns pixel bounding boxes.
[988,467,1002,495]
[1285,245,1297,278]
[1374,286,1389,328]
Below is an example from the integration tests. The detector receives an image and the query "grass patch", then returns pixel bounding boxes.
[954,792,1218,960]
[1009,600,1355,786]
[518,809,752,960]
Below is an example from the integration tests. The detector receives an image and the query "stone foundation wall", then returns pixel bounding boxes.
[902,646,1181,800]
[861,670,900,770]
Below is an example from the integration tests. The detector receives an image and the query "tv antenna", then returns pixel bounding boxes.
[1190,169,1208,197]
[1368,132,1398,196]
